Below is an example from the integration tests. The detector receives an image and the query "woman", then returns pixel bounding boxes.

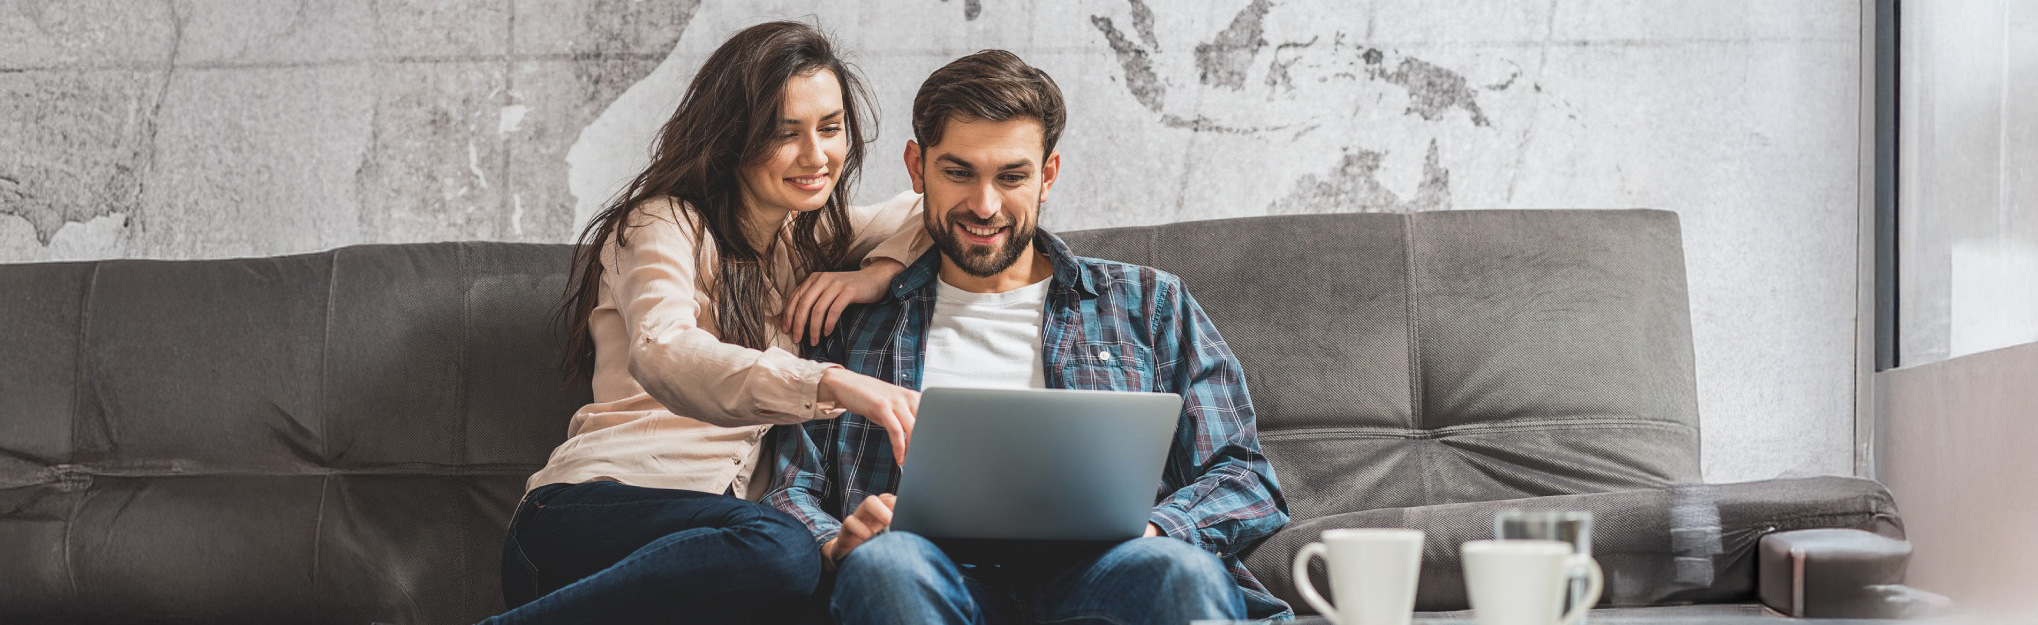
[481,21,925,624]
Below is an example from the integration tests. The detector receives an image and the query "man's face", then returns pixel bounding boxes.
[906,116,1060,278]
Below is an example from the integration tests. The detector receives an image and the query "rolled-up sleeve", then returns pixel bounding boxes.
[1145,278,1291,555]
[613,201,841,427]
[763,415,844,546]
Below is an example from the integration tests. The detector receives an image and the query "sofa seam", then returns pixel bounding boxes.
[458,243,472,468]
[457,243,476,606]
[63,260,100,607]
[1260,419,1698,441]
[310,474,330,606]
[1751,509,1901,534]
[1401,213,1430,505]
[313,249,339,605]
[5,465,546,480]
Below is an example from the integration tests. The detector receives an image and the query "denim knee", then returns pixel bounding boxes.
[834,531,950,589]
[831,532,975,624]
[724,504,825,597]
[1113,537,1233,590]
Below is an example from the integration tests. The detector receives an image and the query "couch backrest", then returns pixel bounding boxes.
[0,210,1700,623]
[0,243,584,624]
[1058,210,1702,522]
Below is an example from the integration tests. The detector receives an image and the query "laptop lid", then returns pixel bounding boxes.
[888,387,1182,542]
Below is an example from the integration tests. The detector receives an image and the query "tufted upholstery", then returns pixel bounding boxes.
[1059,211,1704,518]
[0,212,1900,623]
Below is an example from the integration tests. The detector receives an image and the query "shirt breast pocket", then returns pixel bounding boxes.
[1063,340,1157,393]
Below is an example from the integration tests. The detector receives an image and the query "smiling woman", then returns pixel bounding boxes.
[476,20,932,625]
[736,70,849,239]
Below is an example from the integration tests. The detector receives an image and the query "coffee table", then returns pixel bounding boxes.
[1193,603,1916,624]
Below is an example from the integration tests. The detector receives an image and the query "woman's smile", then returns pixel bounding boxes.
[785,173,830,193]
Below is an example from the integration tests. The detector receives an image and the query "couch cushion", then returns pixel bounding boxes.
[1061,210,1702,519]
[0,243,585,624]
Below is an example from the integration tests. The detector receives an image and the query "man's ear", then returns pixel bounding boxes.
[1038,150,1061,204]
[904,140,926,194]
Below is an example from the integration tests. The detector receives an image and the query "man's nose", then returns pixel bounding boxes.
[968,183,1002,220]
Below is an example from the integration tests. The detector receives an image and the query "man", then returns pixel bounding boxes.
[765,49,1291,623]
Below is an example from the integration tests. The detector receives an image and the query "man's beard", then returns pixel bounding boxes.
[928,209,1038,278]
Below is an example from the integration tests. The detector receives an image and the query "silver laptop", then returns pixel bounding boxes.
[888,387,1183,543]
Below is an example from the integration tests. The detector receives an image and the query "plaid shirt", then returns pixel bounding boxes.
[764,230,1293,618]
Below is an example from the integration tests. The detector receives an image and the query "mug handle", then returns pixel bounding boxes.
[1291,542,1343,625]
[1555,555,1605,625]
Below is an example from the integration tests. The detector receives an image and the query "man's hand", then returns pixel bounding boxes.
[823,494,897,568]
[816,369,918,465]
[784,258,908,346]
[1144,523,1161,538]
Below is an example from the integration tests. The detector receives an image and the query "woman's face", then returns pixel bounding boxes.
[739,68,849,220]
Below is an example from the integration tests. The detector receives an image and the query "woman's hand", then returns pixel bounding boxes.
[817,368,918,465]
[783,258,908,346]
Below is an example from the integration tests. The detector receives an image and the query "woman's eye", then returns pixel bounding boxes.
[820,126,843,135]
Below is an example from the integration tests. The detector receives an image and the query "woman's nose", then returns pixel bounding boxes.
[795,132,828,168]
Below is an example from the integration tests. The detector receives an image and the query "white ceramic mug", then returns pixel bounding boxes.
[1461,540,1605,625]
[1291,528,1424,625]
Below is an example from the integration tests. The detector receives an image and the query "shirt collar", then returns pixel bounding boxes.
[888,228,1098,301]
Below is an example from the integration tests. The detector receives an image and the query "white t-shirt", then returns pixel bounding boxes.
[921,274,1053,390]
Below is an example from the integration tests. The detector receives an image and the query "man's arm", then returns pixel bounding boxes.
[762,413,844,548]
[762,324,860,548]
[764,324,907,567]
[1145,278,1291,556]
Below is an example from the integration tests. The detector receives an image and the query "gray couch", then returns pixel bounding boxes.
[0,210,1905,623]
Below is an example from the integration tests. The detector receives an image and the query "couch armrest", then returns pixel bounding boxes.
[1241,476,1904,614]
[1758,528,1947,618]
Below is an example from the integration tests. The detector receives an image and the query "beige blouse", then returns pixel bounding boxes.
[525,191,929,499]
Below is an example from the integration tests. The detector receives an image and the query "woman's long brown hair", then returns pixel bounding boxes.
[555,21,873,384]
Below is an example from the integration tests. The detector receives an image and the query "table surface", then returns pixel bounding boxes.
[1192,604,1915,624]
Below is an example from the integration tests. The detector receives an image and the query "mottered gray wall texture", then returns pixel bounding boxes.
[0,0,1866,483]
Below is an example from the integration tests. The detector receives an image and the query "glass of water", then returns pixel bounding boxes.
[1494,510,1596,620]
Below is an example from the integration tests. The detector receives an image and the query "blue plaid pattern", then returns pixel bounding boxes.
[764,230,1293,619]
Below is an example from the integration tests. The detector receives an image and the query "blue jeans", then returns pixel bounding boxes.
[480,481,825,625]
[831,532,1245,625]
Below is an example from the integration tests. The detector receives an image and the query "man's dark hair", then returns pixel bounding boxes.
[911,49,1065,156]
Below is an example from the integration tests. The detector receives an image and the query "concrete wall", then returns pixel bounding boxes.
[1877,341,2038,611]
[1898,0,2038,364]
[0,0,1868,483]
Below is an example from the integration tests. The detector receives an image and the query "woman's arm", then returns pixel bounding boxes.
[613,201,840,427]
[851,190,932,269]
[783,191,931,344]
[616,200,919,459]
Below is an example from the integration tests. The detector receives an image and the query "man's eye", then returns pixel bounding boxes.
[1001,174,1028,183]
[945,170,970,178]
